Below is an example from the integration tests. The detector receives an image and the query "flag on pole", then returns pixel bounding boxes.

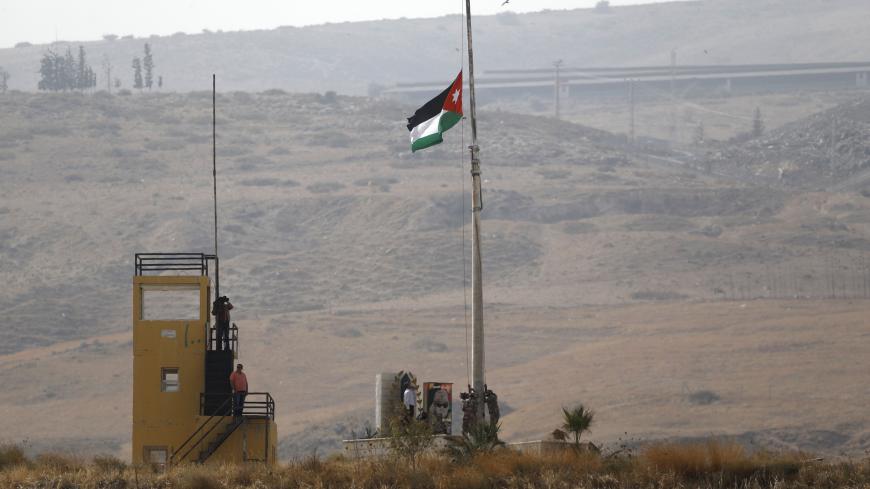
[406,71,463,152]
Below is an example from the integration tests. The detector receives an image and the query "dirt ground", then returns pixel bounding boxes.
[1,299,869,459]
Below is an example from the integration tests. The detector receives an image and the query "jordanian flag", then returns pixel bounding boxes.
[406,71,463,152]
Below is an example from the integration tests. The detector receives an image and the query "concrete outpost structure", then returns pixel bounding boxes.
[131,253,277,468]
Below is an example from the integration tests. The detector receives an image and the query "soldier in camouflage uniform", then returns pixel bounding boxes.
[461,388,477,435]
[484,386,499,425]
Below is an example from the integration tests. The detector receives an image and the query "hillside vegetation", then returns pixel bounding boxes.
[1,0,870,93]
[2,440,866,489]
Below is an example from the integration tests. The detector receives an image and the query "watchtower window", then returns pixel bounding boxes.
[143,446,168,472]
[161,368,179,392]
[140,285,201,321]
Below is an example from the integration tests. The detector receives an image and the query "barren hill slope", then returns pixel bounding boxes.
[0,91,630,355]
[3,91,870,457]
[2,0,870,93]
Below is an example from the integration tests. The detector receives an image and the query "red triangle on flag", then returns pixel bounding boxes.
[441,71,463,115]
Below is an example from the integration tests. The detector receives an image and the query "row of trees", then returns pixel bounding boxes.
[37,46,97,92]
[132,43,159,90]
[36,43,161,92]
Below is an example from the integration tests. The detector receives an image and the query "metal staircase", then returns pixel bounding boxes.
[170,393,276,465]
[197,416,245,463]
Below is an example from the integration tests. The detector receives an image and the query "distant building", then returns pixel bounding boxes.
[385,62,870,102]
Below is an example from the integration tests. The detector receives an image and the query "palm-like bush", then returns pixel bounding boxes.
[561,404,594,445]
[446,422,505,461]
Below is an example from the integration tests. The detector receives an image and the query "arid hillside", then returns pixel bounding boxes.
[2,91,870,458]
[1,0,870,93]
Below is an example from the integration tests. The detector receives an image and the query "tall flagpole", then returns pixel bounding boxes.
[465,0,486,423]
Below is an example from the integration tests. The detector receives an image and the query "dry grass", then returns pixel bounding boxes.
[640,440,805,485]
[0,444,26,470]
[0,441,866,489]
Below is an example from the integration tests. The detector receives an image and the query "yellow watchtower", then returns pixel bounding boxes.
[132,253,277,468]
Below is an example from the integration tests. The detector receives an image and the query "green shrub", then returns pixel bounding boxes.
[93,455,127,472]
[35,452,79,471]
[177,468,221,489]
[0,445,26,470]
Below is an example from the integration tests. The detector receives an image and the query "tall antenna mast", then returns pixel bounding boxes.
[212,74,220,299]
[465,0,487,423]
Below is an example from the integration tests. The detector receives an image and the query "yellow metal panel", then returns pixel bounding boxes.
[205,419,278,465]
[132,275,211,464]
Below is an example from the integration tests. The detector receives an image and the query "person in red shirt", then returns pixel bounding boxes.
[229,363,248,417]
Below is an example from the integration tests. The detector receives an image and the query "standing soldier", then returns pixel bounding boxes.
[484,386,499,425]
[212,296,233,351]
[461,388,477,435]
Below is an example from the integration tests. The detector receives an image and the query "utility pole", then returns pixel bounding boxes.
[670,49,677,143]
[553,59,563,120]
[102,56,112,94]
[466,0,487,424]
[628,78,636,146]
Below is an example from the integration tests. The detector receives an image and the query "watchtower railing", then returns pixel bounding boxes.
[135,253,217,276]
[200,392,276,420]
[208,322,239,353]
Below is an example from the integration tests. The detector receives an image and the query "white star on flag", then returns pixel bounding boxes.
[452,89,460,103]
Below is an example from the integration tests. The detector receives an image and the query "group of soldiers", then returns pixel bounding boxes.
[401,381,500,436]
[460,385,499,434]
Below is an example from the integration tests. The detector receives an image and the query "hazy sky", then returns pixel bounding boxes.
[1,0,666,48]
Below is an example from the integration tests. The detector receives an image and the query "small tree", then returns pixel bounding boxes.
[320,90,338,104]
[143,43,154,90]
[157,75,163,89]
[561,404,594,446]
[595,0,611,12]
[87,66,97,90]
[38,51,57,91]
[132,57,143,90]
[693,121,705,146]
[37,49,71,91]
[0,67,9,93]
[62,48,76,90]
[386,415,434,468]
[77,45,87,91]
[752,107,764,138]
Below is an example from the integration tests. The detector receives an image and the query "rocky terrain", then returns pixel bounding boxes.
[703,98,870,188]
